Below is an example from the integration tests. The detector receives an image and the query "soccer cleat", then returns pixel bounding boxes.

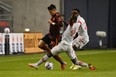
[88,64,96,70]
[70,64,75,69]
[61,62,67,70]
[28,63,38,70]
[72,65,81,70]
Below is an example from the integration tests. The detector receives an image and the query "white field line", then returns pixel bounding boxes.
[0,50,116,63]
[77,50,116,55]
[0,58,37,63]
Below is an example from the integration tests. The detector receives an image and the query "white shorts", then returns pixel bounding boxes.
[72,35,89,49]
[51,41,77,59]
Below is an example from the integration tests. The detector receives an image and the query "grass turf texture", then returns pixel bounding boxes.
[0,49,116,77]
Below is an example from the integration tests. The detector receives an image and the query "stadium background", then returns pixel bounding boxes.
[0,0,116,49]
[0,1,116,77]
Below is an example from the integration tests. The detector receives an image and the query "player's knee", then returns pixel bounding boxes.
[38,45,42,49]
[51,49,57,56]
[38,40,45,49]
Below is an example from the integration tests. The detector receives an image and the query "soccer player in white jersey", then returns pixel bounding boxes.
[70,9,90,70]
[28,9,96,70]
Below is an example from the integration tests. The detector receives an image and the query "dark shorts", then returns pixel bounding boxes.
[41,34,51,45]
[41,34,60,49]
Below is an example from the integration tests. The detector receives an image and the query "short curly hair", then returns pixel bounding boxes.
[48,4,56,10]
[72,8,80,14]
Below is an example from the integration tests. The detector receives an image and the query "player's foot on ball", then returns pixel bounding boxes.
[70,64,75,69]
[28,63,38,70]
[61,62,67,70]
[72,65,81,70]
[88,64,96,70]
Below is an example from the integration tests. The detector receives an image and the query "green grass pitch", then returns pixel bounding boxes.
[0,49,116,77]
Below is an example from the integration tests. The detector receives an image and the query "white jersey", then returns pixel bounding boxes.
[72,15,89,49]
[51,24,80,59]
[51,15,89,60]
[62,23,80,45]
[76,15,89,37]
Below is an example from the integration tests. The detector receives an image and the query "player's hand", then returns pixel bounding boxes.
[48,20,55,25]
[48,20,52,24]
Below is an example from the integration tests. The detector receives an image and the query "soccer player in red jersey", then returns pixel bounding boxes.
[28,4,66,70]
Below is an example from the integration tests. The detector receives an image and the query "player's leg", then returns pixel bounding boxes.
[48,37,66,69]
[51,42,67,70]
[38,34,59,52]
[28,52,52,69]
[38,34,66,69]
[29,42,66,70]
[72,36,89,49]
[38,35,51,52]
[70,36,89,69]
[28,41,66,70]
[70,41,82,70]
[51,42,66,55]
[71,58,88,67]
[67,45,96,70]
[71,55,96,70]
[66,45,88,67]
[28,34,51,69]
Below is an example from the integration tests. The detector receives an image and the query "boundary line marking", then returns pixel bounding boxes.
[0,50,116,63]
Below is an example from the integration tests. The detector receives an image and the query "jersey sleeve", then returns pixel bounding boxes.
[55,13,63,27]
[73,22,80,30]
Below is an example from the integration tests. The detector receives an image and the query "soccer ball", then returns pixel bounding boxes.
[4,28,10,33]
[45,62,53,70]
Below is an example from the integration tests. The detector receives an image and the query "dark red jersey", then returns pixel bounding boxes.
[49,12,63,37]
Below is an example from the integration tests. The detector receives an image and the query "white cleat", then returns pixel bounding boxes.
[70,64,75,69]
[72,65,81,70]
[28,63,38,70]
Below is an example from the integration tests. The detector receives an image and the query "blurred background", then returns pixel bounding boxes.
[0,0,116,49]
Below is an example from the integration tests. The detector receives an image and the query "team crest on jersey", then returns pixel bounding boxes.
[70,30,76,36]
